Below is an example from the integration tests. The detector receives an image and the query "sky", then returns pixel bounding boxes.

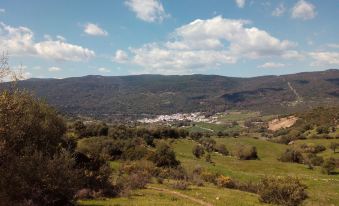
[0,0,338,78]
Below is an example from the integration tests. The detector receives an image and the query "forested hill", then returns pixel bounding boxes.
[8,69,339,119]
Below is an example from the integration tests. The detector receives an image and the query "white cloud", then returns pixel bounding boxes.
[258,62,285,68]
[309,52,339,67]
[113,49,129,63]
[48,66,61,72]
[235,0,246,8]
[122,16,299,74]
[0,22,95,62]
[272,3,286,17]
[98,67,111,73]
[56,35,66,41]
[327,43,339,49]
[0,8,5,13]
[84,23,108,36]
[35,40,95,61]
[291,0,316,20]
[125,0,169,23]
[0,22,36,55]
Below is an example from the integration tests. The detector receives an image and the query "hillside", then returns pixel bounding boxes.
[7,69,339,119]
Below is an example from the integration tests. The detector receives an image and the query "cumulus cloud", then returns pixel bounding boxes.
[48,66,61,72]
[84,23,108,36]
[235,0,246,8]
[122,16,299,74]
[125,0,169,23]
[0,8,5,13]
[98,67,111,73]
[35,40,95,61]
[309,52,339,67]
[258,62,285,68]
[272,3,286,17]
[0,22,95,61]
[292,0,316,20]
[113,49,129,63]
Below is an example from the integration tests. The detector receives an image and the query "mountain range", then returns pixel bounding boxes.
[7,69,339,120]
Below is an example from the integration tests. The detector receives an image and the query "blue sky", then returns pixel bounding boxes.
[0,0,338,78]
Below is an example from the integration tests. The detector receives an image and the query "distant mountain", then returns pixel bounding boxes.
[5,69,339,119]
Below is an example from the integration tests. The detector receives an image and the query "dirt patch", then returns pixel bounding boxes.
[268,116,298,131]
[147,186,213,206]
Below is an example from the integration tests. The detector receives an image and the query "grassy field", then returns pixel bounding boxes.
[173,137,339,206]
[187,111,270,133]
[79,137,339,206]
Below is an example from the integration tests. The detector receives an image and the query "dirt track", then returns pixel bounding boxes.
[147,186,213,206]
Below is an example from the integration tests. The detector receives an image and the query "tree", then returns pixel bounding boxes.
[278,148,304,164]
[329,142,338,153]
[192,144,205,158]
[258,176,307,206]
[199,137,216,152]
[235,145,258,160]
[151,142,179,167]
[0,91,114,202]
[215,144,229,156]
[322,158,336,175]
[0,91,85,205]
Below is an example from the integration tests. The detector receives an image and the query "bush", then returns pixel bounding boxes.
[192,144,205,158]
[305,153,324,166]
[205,153,213,163]
[171,180,189,190]
[150,142,180,168]
[234,145,258,160]
[278,148,304,164]
[121,146,149,160]
[322,157,337,175]
[300,143,326,154]
[216,175,235,188]
[215,144,229,156]
[258,176,307,206]
[330,142,339,153]
[199,137,216,152]
[201,171,219,184]
[316,126,330,134]
[115,171,151,196]
[158,166,188,180]
[0,91,96,205]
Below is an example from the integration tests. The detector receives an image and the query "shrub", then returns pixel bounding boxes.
[305,153,324,166]
[322,158,337,175]
[216,175,235,188]
[201,171,219,184]
[205,153,213,163]
[215,144,229,156]
[233,180,260,194]
[158,166,188,180]
[258,176,307,206]
[0,91,99,205]
[172,180,189,190]
[316,126,330,134]
[192,144,205,158]
[234,145,258,160]
[199,137,216,152]
[278,148,304,164]
[115,171,151,196]
[330,142,339,153]
[121,146,149,160]
[299,143,326,154]
[150,142,179,168]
